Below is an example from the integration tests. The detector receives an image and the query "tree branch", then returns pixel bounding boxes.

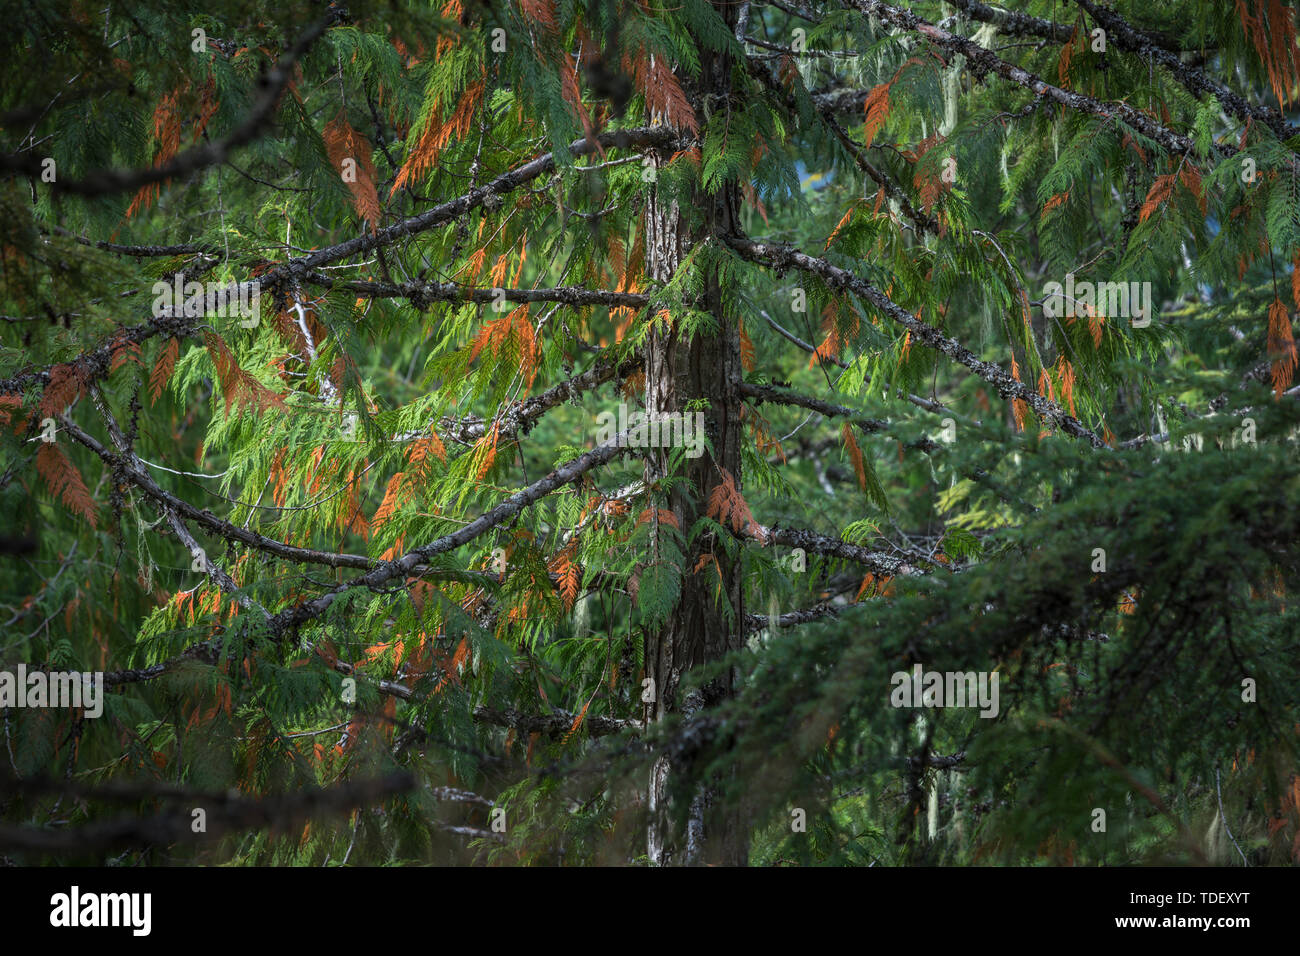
[756,522,927,577]
[266,432,641,637]
[473,705,641,738]
[266,126,682,284]
[728,236,1108,447]
[949,0,1294,140]
[307,275,651,311]
[0,773,414,854]
[847,0,1223,159]
[740,381,892,435]
[0,10,343,195]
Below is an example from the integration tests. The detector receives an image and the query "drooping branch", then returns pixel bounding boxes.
[748,60,940,236]
[57,416,520,588]
[0,312,197,401]
[423,351,641,445]
[949,0,1295,140]
[266,432,641,637]
[81,388,269,619]
[743,382,1039,512]
[58,416,378,573]
[728,236,1108,447]
[267,126,683,284]
[753,308,957,419]
[0,10,343,195]
[818,109,941,236]
[99,640,638,739]
[846,0,1223,160]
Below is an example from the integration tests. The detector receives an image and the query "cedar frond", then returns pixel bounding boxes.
[750,407,786,464]
[1057,24,1082,87]
[1179,164,1207,215]
[1268,298,1297,396]
[1237,0,1300,108]
[474,422,500,480]
[705,469,761,538]
[842,423,867,492]
[126,87,184,218]
[635,507,679,529]
[204,332,286,415]
[40,363,85,418]
[37,442,96,527]
[373,472,406,529]
[739,320,756,372]
[1139,174,1177,224]
[563,699,590,743]
[862,82,891,145]
[1041,191,1071,219]
[547,540,581,611]
[469,310,515,364]
[624,45,697,135]
[824,202,859,251]
[1057,358,1078,416]
[392,80,484,195]
[110,336,142,373]
[149,337,179,403]
[1010,355,1028,431]
[520,0,557,32]
[323,112,381,231]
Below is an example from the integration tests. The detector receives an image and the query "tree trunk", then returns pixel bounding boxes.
[643,1,746,867]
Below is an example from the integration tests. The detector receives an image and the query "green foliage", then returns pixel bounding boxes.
[2,0,1299,868]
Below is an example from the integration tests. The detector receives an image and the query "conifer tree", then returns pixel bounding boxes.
[1,0,1298,867]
